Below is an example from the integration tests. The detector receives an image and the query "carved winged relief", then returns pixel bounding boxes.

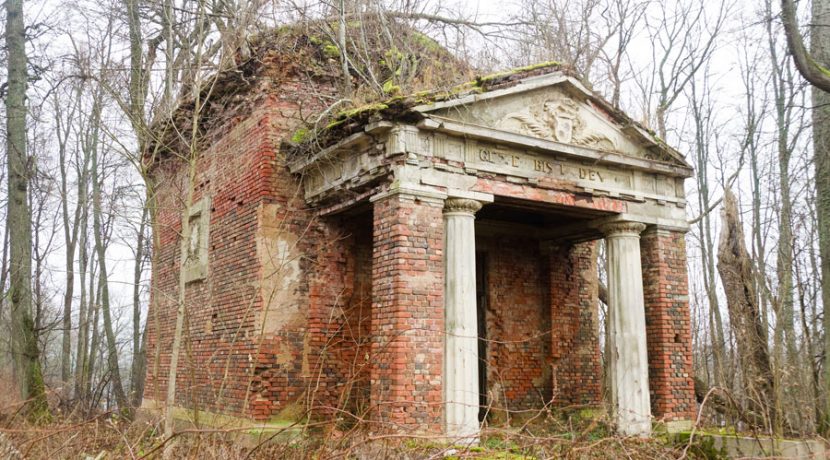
[497,96,617,152]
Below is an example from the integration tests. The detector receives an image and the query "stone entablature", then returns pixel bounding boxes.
[290,73,692,233]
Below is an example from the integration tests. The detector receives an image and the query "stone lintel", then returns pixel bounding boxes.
[299,127,689,221]
[592,215,688,233]
[316,187,380,217]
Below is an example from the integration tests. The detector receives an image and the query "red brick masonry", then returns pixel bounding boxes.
[641,228,697,422]
[550,241,602,407]
[370,192,445,431]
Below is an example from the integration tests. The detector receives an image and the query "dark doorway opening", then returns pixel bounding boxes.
[476,252,488,422]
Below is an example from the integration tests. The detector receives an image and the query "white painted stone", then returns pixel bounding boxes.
[601,221,651,437]
[443,198,483,441]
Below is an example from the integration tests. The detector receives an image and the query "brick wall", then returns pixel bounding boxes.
[549,241,602,407]
[640,228,696,422]
[146,108,279,418]
[144,77,361,422]
[477,234,552,413]
[370,192,444,432]
[303,215,374,420]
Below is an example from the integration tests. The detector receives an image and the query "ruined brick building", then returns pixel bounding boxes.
[141,29,696,440]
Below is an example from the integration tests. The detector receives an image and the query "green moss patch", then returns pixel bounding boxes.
[476,61,561,85]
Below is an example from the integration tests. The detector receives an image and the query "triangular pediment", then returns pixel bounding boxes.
[415,74,689,169]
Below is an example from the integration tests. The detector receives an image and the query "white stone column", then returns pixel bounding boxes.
[443,198,483,441]
[601,221,651,437]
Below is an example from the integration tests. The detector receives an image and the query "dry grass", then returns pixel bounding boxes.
[0,405,708,459]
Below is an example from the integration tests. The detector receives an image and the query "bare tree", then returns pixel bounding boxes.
[53,79,85,391]
[639,0,727,139]
[687,66,728,391]
[764,0,810,433]
[129,204,149,407]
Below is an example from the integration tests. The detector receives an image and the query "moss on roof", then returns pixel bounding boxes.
[284,61,568,156]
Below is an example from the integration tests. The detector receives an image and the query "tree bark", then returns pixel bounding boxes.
[86,266,101,405]
[717,189,777,430]
[807,0,830,433]
[5,0,48,419]
[782,0,830,91]
[74,190,90,403]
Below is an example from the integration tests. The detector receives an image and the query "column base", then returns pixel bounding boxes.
[616,417,651,438]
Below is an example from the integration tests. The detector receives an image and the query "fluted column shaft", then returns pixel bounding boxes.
[443,198,482,441]
[601,221,651,437]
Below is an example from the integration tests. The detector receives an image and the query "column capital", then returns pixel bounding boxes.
[443,198,483,215]
[599,221,647,238]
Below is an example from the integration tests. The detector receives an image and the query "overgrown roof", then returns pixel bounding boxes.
[146,20,474,160]
[147,21,677,168]
[286,61,567,153]
[282,60,685,168]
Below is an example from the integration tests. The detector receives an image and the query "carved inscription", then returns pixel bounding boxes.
[477,147,613,185]
[479,148,521,168]
[532,159,604,182]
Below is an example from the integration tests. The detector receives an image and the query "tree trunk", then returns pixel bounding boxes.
[0,225,9,369]
[86,274,101,404]
[130,205,148,407]
[5,0,48,420]
[74,201,90,403]
[767,7,801,429]
[810,0,830,433]
[91,135,130,413]
[717,189,776,431]
[56,88,83,389]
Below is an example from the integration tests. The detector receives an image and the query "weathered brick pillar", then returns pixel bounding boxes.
[640,226,696,432]
[549,241,602,408]
[370,190,445,433]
